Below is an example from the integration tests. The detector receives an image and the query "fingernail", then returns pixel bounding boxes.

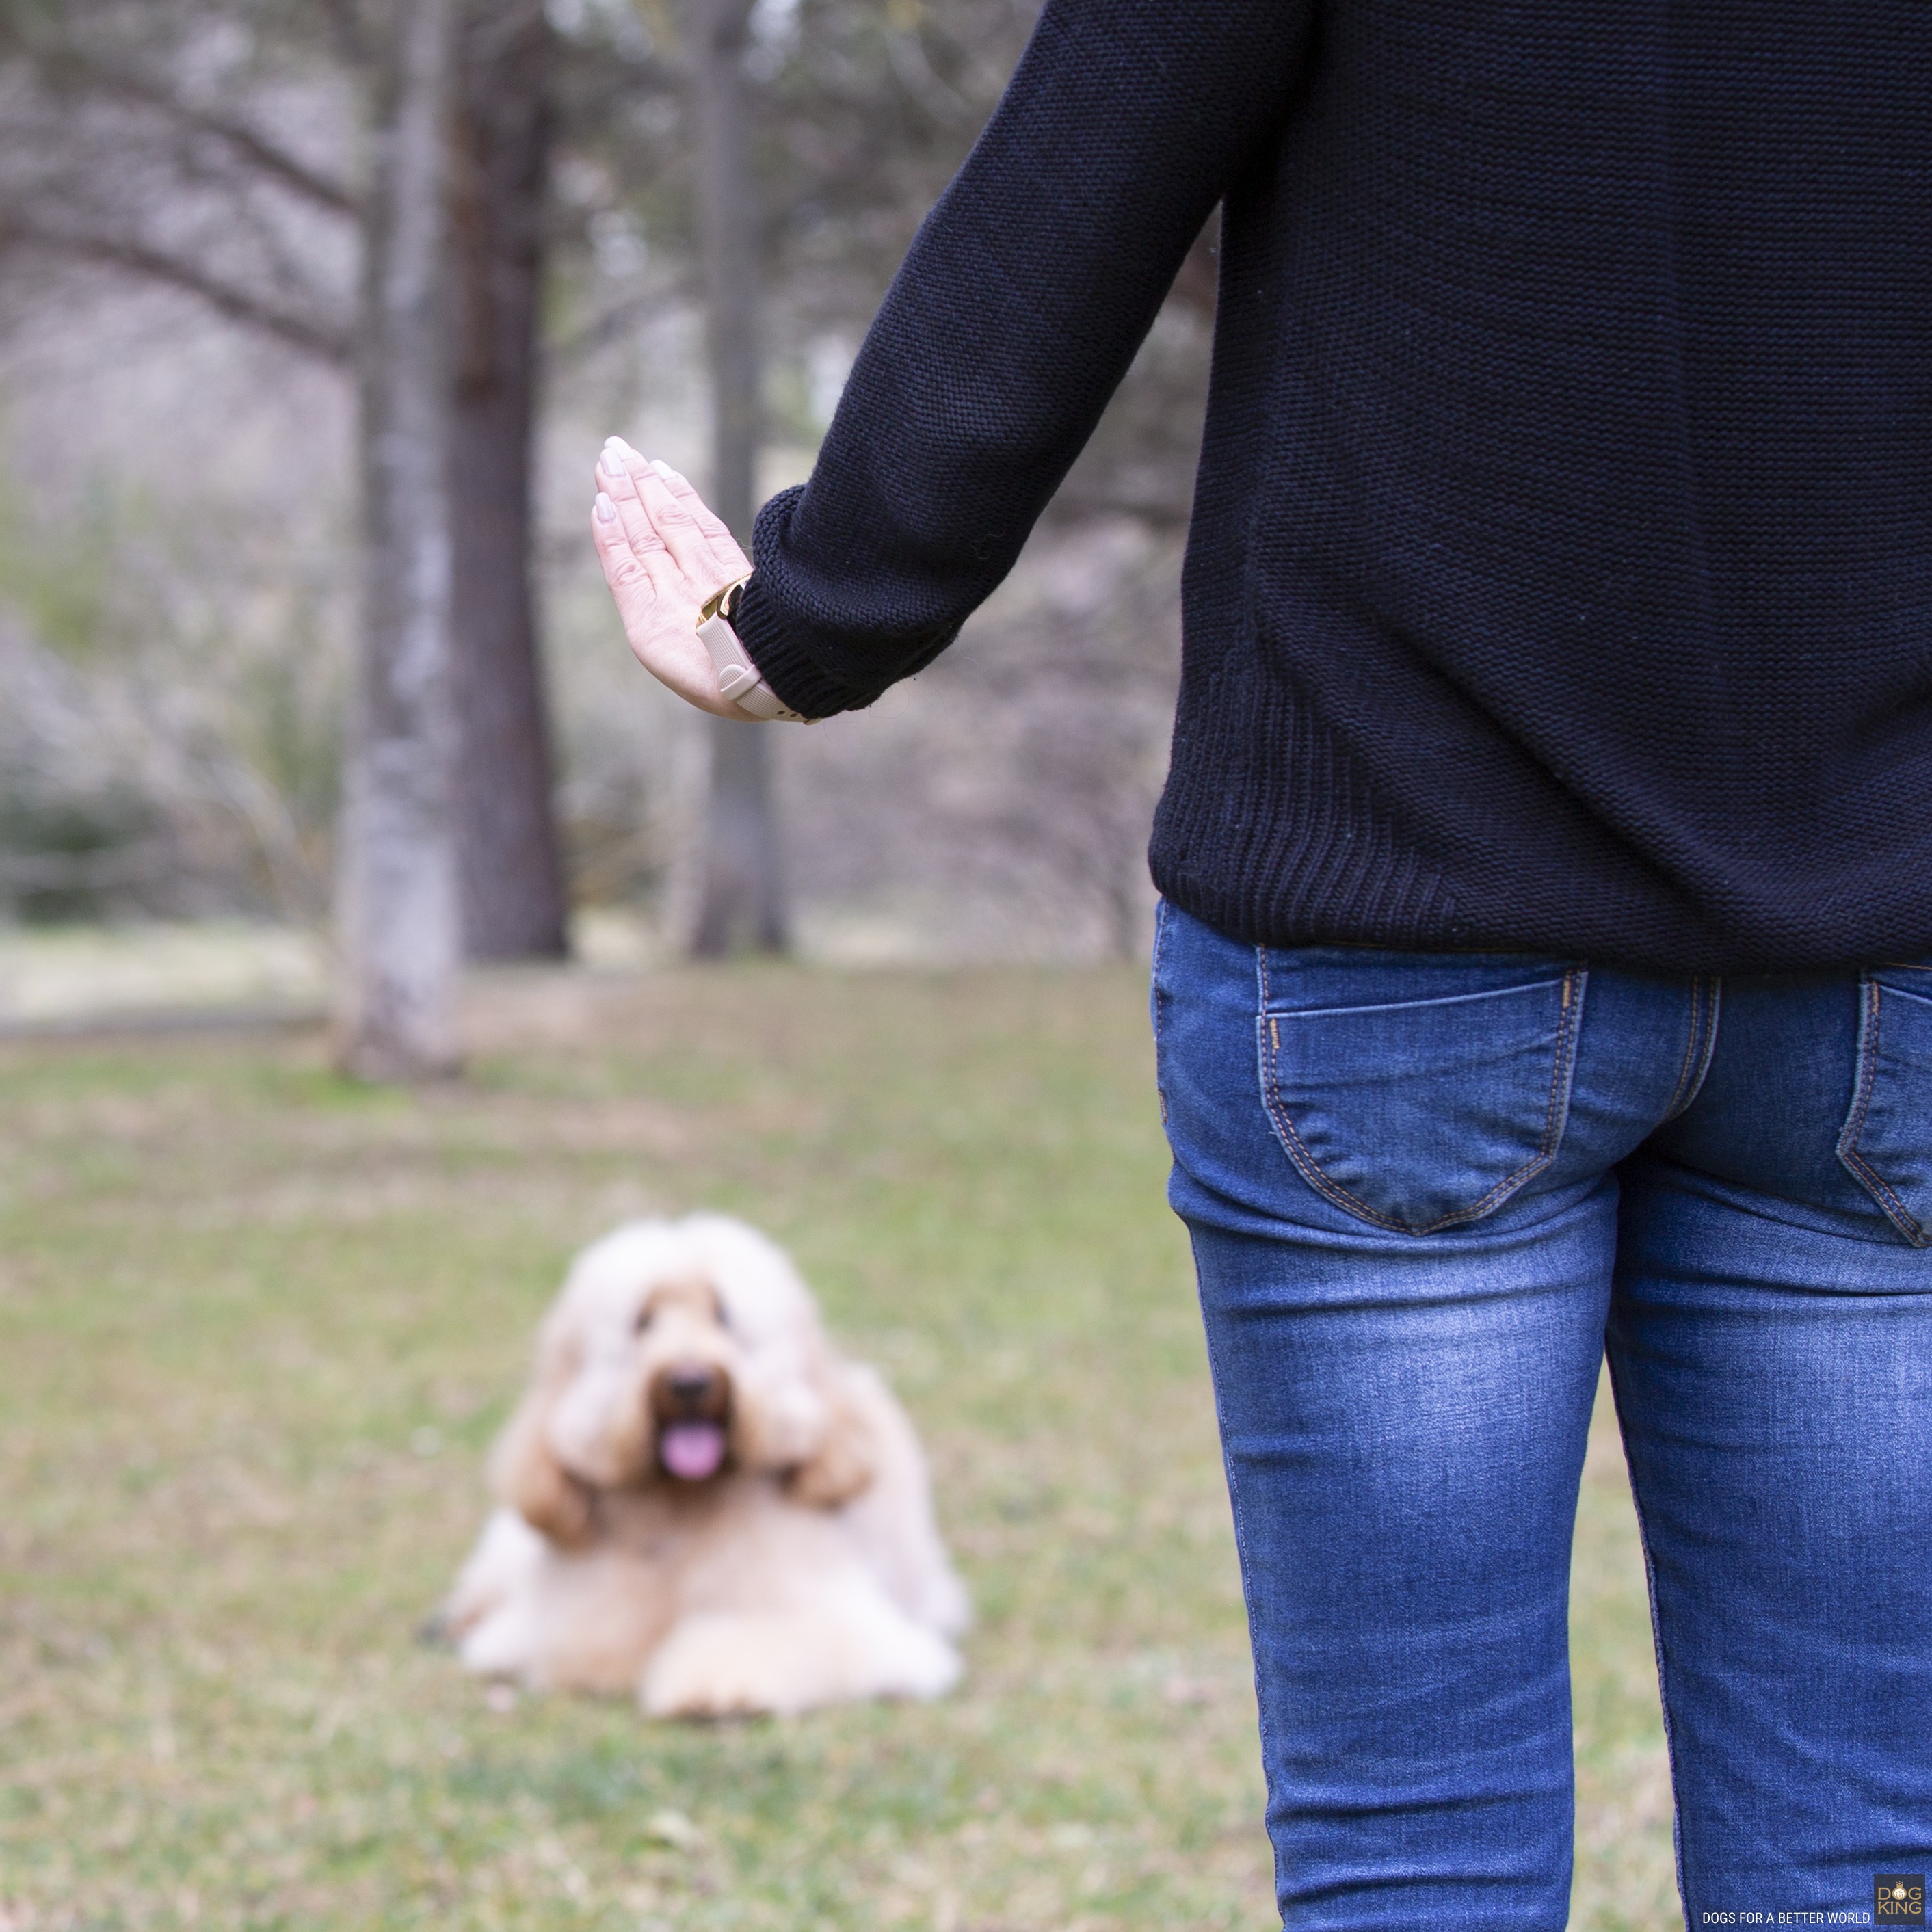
[594,492,617,523]
[650,459,676,479]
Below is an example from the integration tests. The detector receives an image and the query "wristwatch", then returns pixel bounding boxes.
[696,577,810,722]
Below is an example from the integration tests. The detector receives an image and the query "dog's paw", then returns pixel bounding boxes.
[639,1618,780,1719]
[641,1605,962,1718]
[445,1508,548,1637]
[919,1564,974,1642]
[875,1620,964,1702]
[456,1602,539,1683]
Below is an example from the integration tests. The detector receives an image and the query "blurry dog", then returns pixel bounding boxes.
[442,1215,969,1717]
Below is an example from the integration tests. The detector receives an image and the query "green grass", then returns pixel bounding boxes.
[0,965,1676,1929]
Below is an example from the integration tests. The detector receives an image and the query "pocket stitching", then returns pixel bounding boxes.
[1836,974,1929,1247]
[1659,975,1721,1123]
[1257,955,1587,1236]
[1149,900,1172,1126]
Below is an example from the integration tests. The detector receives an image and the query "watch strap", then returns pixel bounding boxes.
[696,578,810,723]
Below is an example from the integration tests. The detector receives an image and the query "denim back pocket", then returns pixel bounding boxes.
[1837,965,1932,1248]
[1258,949,1587,1235]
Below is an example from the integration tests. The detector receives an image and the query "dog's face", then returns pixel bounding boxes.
[632,1277,737,1484]
[492,1217,872,1543]
[548,1271,775,1490]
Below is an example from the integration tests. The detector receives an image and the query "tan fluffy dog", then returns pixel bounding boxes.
[443,1215,969,1717]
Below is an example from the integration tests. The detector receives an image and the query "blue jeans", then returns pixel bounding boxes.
[1150,901,1932,1929]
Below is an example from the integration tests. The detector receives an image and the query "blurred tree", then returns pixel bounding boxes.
[687,0,786,956]
[336,0,461,1077]
[0,0,569,963]
[0,1,358,357]
[446,0,569,960]
[0,0,1213,974]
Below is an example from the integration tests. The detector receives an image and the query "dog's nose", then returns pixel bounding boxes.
[664,1365,718,1407]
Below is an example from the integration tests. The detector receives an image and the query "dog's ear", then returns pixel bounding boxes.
[786,1360,876,1509]
[490,1381,594,1548]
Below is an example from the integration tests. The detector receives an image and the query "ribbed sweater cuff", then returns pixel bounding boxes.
[728,572,877,721]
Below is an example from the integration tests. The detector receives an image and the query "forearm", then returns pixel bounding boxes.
[738,0,1317,717]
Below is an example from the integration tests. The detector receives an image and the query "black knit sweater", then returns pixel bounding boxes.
[732,0,1932,974]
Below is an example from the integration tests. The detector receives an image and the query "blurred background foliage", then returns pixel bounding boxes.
[0,0,1208,962]
[0,964,1676,1929]
[0,5,1680,1920]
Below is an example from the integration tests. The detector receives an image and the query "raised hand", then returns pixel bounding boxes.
[590,437,760,720]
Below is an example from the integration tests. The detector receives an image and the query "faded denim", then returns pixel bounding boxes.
[1150,899,1932,1930]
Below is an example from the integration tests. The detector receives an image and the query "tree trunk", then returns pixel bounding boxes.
[447,0,570,962]
[336,0,462,1079]
[688,0,788,958]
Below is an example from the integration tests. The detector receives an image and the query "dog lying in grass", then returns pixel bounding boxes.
[443,1215,969,1717]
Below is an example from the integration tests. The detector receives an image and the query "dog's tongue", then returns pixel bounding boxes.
[660,1420,726,1482]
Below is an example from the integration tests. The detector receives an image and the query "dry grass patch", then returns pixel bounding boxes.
[0,964,1673,1929]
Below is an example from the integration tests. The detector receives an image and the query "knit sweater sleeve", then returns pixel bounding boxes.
[730,0,1316,718]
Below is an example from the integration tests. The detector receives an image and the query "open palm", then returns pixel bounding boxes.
[591,438,761,721]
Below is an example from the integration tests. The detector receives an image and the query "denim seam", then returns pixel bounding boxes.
[1836,973,1929,1247]
[1659,978,1702,1121]
[1150,901,1172,1126]
[1255,953,1588,1236]
[1660,974,1722,1123]
[1604,1349,1693,1915]
[1189,1236,1280,1901]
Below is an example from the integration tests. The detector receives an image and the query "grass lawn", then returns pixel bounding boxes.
[0,964,1676,1929]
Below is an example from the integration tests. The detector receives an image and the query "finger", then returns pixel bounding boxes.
[634,466,732,592]
[598,438,747,593]
[591,494,760,722]
[595,440,696,594]
[591,492,670,628]
[596,442,672,575]
[647,461,751,583]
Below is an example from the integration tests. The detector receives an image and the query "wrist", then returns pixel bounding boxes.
[696,578,812,723]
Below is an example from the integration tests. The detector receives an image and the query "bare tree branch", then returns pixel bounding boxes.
[313,0,372,74]
[0,215,353,362]
[87,68,360,217]
[545,271,698,366]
